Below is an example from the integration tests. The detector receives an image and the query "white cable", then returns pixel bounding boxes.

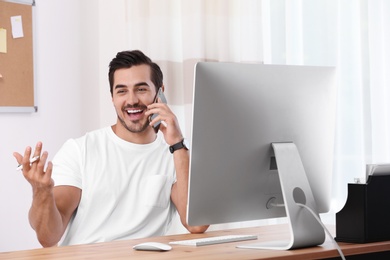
[296,203,346,260]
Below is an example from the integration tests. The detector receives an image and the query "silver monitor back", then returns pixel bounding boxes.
[187,62,337,226]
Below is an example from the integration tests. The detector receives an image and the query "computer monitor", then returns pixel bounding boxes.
[187,62,337,250]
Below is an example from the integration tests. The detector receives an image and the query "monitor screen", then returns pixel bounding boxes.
[187,62,337,233]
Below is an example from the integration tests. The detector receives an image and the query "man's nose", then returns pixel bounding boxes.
[126,92,139,105]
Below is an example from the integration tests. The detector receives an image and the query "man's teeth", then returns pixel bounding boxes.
[127,109,142,114]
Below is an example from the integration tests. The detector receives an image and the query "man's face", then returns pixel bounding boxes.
[112,65,157,133]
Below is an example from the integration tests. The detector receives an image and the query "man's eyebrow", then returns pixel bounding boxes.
[134,82,150,87]
[114,84,127,90]
[115,81,150,89]
[114,82,150,90]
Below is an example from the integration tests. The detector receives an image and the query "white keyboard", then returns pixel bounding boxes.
[169,234,258,246]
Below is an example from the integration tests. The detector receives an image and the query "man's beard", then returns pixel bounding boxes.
[117,114,150,133]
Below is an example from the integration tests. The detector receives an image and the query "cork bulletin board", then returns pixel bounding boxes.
[0,0,36,112]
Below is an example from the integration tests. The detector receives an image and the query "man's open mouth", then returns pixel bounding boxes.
[126,109,143,115]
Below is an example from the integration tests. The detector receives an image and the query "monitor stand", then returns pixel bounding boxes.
[237,142,325,250]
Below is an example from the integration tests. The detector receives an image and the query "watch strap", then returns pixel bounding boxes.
[169,139,188,154]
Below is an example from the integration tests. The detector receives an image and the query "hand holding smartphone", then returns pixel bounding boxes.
[149,88,167,133]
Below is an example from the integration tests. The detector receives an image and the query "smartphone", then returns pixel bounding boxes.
[149,88,167,133]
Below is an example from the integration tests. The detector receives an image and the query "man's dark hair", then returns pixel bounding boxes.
[108,50,163,96]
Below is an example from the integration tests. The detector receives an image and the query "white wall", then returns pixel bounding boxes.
[0,0,185,252]
[0,0,337,253]
[2,0,245,252]
[0,0,100,252]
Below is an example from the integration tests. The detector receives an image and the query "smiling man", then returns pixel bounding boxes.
[14,50,208,247]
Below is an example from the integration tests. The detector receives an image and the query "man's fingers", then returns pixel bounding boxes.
[33,142,43,157]
[13,152,23,165]
[15,143,45,172]
[22,146,32,164]
[31,142,43,167]
[45,161,54,180]
[37,151,49,173]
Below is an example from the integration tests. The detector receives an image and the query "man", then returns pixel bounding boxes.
[14,50,209,247]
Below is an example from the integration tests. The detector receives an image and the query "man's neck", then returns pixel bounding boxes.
[111,124,157,144]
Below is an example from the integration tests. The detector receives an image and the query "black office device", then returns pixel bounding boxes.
[336,166,390,243]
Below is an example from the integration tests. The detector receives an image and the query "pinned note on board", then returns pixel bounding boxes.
[0,28,6,53]
[11,15,24,38]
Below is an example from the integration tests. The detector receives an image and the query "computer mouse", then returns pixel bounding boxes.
[133,242,172,251]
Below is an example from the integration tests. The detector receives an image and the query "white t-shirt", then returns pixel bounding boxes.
[51,127,177,246]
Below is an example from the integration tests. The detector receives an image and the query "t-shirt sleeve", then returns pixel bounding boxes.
[51,139,82,189]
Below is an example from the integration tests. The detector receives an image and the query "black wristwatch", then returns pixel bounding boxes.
[169,139,189,154]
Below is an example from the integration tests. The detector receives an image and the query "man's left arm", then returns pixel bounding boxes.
[170,147,209,233]
[146,100,209,233]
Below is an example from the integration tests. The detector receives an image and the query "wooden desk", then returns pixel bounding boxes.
[1,224,390,259]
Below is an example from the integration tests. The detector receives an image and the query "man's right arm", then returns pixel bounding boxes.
[14,142,81,247]
[29,185,81,247]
